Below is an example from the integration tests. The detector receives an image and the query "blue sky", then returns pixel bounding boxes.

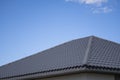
[0,0,120,66]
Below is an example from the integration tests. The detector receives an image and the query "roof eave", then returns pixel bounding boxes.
[1,65,120,80]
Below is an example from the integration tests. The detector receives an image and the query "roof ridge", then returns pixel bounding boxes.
[82,36,93,66]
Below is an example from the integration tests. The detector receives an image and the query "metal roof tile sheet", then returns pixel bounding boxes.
[0,36,120,79]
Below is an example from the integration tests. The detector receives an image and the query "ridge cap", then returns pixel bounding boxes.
[82,36,93,66]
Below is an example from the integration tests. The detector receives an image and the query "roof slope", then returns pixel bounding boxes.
[0,36,120,80]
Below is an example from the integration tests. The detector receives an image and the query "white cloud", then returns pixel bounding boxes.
[65,0,107,6]
[93,7,112,13]
[65,0,113,13]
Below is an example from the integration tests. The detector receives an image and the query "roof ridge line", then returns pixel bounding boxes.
[82,36,93,66]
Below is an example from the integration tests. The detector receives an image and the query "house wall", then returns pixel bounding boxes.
[36,73,114,80]
[115,75,120,80]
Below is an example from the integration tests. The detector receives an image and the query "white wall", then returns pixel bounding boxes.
[36,73,114,80]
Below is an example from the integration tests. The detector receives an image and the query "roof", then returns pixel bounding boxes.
[0,36,120,80]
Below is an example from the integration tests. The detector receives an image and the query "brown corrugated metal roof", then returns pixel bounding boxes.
[0,36,120,80]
